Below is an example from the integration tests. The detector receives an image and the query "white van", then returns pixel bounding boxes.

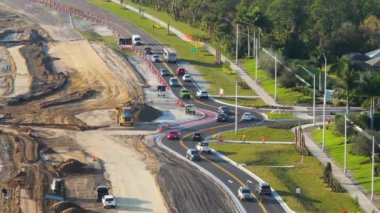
[163,48,177,63]
[132,35,142,45]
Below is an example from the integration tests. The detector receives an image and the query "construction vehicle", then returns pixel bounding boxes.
[185,104,196,115]
[116,106,134,126]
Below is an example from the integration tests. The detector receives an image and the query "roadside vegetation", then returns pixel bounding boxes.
[311,122,380,194]
[220,126,294,141]
[244,59,312,105]
[89,0,265,106]
[266,112,296,120]
[210,143,363,212]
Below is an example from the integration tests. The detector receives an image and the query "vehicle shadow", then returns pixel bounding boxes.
[115,197,152,211]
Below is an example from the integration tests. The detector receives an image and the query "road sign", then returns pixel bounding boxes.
[219,88,224,96]
[191,46,197,53]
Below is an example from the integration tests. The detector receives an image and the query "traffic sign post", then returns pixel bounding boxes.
[296,187,301,204]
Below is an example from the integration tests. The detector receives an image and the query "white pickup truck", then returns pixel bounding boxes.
[195,142,212,154]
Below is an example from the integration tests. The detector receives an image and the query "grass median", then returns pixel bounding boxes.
[89,0,265,106]
[266,112,296,120]
[244,60,311,105]
[219,126,294,141]
[311,125,380,194]
[210,142,363,212]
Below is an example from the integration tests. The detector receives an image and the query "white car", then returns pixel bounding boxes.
[238,186,253,201]
[241,112,255,121]
[196,90,208,99]
[151,54,160,63]
[182,74,192,82]
[195,142,211,154]
[102,195,117,208]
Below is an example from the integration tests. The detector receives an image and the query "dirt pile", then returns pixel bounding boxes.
[5,43,67,105]
[54,159,94,176]
[50,201,86,213]
[41,89,97,108]
[136,104,162,122]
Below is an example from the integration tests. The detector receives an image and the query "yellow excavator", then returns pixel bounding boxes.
[116,106,134,126]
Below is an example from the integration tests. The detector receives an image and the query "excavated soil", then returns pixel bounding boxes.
[54,159,96,176]
[50,201,86,213]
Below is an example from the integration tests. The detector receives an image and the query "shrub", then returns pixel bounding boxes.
[279,71,297,88]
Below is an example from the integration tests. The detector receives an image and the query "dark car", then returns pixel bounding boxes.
[94,185,109,202]
[218,106,230,115]
[192,132,203,142]
[255,182,272,196]
[160,69,170,76]
[186,149,201,161]
[144,46,153,55]
[217,113,229,122]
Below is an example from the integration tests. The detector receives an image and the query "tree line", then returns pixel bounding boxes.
[130,0,380,62]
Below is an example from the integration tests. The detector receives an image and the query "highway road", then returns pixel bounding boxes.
[57,1,290,212]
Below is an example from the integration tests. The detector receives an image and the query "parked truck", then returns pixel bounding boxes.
[116,106,134,126]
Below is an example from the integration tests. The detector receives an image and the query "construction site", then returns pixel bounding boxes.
[0,0,237,213]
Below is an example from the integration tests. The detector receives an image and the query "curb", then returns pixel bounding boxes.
[154,134,247,213]
[211,150,294,213]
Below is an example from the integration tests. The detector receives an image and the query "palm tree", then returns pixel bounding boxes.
[360,73,380,129]
[335,56,359,115]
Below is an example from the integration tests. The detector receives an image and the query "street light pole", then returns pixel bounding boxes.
[235,82,238,134]
[235,24,239,64]
[322,54,327,150]
[344,113,347,173]
[371,136,375,200]
[247,27,250,58]
[255,38,258,82]
[274,54,277,101]
[297,65,316,126]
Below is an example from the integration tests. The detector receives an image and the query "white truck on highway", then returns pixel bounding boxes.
[132,34,142,45]
[195,142,211,154]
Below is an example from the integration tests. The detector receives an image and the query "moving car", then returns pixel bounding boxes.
[94,185,109,202]
[176,67,186,75]
[169,77,179,87]
[241,112,255,121]
[132,34,142,45]
[255,182,272,196]
[167,130,179,140]
[180,88,190,99]
[196,90,208,99]
[195,142,211,154]
[216,113,229,122]
[238,186,253,201]
[151,54,160,63]
[182,74,191,82]
[144,46,153,55]
[102,195,117,208]
[186,149,201,161]
[218,106,230,115]
[192,132,203,142]
[160,69,170,76]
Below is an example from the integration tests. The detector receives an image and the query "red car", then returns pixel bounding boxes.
[176,67,186,76]
[167,130,180,140]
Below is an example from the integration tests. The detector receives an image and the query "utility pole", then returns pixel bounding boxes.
[322,54,327,150]
[247,27,250,58]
